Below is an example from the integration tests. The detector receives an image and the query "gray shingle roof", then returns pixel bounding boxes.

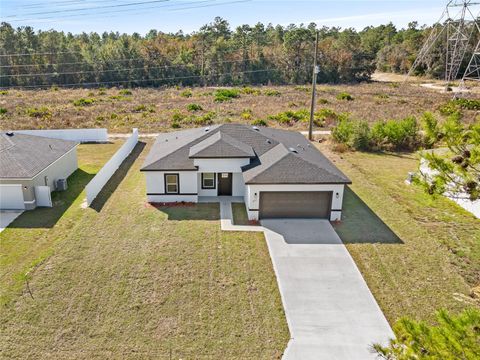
[141,124,351,185]
[0,132,78,179]
[189,131,255,158]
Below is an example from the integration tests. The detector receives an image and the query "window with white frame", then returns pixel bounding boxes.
[165,174,179,194]
[202,173,215,189]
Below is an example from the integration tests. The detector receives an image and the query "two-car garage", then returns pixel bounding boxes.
[259,191,333,219]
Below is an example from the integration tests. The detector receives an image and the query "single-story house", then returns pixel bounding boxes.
[0,132,78,210]
[141,124,351,221]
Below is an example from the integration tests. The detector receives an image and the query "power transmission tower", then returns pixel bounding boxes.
[406,0,480,90]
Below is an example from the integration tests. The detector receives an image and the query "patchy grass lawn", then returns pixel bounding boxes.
[232,202,250,226]
[0,141,288,359]
[0,141,122,306]
[318,143,480,324]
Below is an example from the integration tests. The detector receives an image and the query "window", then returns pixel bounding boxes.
[202,173,215,189]
[165,174,179,194]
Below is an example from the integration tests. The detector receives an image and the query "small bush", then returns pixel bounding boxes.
[0,90,8,95]
[268,109,309,125]
[119,89,132,95]
[214,89,240,102]
[180,89,193,98]
[241,109,253,120]
[421,112,441,148]
[51,86,59,91]
[332,117,354,145]
[187,103,203,112]
[454,98,480,110]
[172,111,186,123]
[241,87,261,95]
[0,107,7,114]
[251,119,267,127]
[110,113,118,119]
[264,89,281,96]
[294,86,309,92]
[336,92,354,101]
[318,98,329,104]
[133,104,155,113]
[88,91,95,97]
[171,121,181,129]
[25,106,52,118]
[314,108,339,127]
[73,97,96,106]
[193,111,215,125]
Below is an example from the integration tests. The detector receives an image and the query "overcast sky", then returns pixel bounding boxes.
[1,0,454,34]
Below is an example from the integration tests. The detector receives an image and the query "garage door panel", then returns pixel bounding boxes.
[260,191,331,219]
[0,184,25,210]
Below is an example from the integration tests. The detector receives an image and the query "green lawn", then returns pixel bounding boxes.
[0,141,288,359]
[319,144,480,323]
[232,202,250,226]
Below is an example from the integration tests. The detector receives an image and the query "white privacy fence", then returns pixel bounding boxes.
[15,128,108,143]
[85,128,138,206]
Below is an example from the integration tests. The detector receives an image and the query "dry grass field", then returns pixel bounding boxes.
[1,82,472,133]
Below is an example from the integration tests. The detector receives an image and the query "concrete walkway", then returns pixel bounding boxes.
[0,211,23,233]
[261,219,394,360]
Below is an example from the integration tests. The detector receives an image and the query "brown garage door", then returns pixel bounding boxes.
[259,191,332,219]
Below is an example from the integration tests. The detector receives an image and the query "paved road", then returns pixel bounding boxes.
[261,219,394,360]
[0,211,23,233]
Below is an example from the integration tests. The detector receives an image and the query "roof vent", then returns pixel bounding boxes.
[205,127,210,132]
[5,131,14,137]
[288,147,298,154]
[266,139,272,144]
[252,126,260,131]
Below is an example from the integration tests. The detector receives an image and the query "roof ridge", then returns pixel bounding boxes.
[246,144,289,183]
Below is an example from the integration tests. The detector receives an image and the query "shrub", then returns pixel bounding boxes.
[318,98,329,104]
[73,98,96,106]
[180,89,193,98]
[241,87,261,95]
[294,86,309,92]
[133,104,147,112]
[187,103,203,112]
[241,108,252,120]
[439,101,461,116]
[314,108,339,126]
[214,89,240,102]
[332,117,354,144]
[0,107,7,114]
[51,86,59,91]
[172,110,186,123]
[119,89,132,95]
[268,109,309,125]
[454,98,480,110]
[0,90,8,95]
[25,106,52,118]
[251,119,267,127]
[264,89,281,96]
[350,121,371,150]
[336,92,354,101]
[110,113,118,119]
[193,111,215,125]
[370,116,419,150]
[171,121,181,129]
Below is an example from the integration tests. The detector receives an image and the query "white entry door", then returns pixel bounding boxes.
[34,186,52,207]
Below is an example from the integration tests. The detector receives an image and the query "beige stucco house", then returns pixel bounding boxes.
[0,132,78,210]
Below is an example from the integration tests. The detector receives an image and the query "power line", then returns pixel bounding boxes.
[0,58,263,78]
[1,68,278,89]
[0,50,82,58]
[5,0,170,19]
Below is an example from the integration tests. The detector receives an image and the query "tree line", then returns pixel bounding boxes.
[0,18,478,88]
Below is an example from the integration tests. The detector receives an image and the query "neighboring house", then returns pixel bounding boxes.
[0,132,78,210]
[141,124,351,221]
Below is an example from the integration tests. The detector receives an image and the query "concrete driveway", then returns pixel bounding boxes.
[261,219,394,360]
[0,211,23,233]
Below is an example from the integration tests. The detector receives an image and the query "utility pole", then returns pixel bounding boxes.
[308,31,319,141]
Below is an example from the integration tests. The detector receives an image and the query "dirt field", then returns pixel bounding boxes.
[0,82,470,133]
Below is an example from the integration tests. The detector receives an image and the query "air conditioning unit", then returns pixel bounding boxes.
[56,178,68,191]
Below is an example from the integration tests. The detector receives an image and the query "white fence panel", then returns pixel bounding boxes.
[85,129,138,206]
[15,128,108,143]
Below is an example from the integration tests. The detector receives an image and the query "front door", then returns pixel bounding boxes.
[217,173,232,196]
